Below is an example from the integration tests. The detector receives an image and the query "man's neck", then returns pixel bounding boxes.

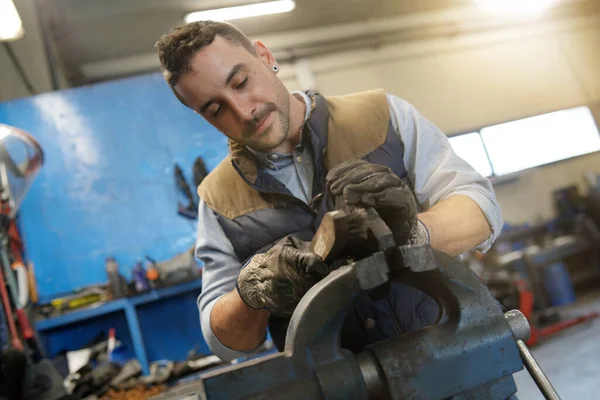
[271,92,307,154]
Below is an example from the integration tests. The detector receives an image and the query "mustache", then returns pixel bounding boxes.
[243,103,277,138]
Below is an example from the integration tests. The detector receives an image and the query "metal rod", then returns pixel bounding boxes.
[2,43,37,95]
[38,4,60,91]
[516,339,561,400]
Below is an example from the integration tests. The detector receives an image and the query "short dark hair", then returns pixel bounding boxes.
[155,21,257,90]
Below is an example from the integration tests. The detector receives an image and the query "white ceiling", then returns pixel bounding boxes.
[0,0,58,102]
[44,0,465,82]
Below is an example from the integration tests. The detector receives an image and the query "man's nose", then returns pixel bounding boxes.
[229,96,256,122]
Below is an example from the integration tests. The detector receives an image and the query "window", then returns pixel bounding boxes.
[448,132,493,177]
[481,106,600,176]
[447,106,600,178]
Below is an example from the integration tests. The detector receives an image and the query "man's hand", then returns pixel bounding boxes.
[237,236,328,318]
[326,159,426,245]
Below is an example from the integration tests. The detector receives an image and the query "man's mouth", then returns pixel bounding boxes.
[255,112,272,134]
[243,104,276,138]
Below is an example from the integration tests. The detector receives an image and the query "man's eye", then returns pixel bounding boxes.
[212,105,222,117]
[236,78,248,89]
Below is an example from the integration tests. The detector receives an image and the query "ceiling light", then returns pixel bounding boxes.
[476,0,559,15]
[185,0,295,23]
[0,0,24,41]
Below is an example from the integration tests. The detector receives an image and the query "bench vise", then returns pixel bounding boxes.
[153,210,560,399]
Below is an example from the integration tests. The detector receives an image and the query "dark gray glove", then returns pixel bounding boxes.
[236,236,329,318]
[326,159,423,245]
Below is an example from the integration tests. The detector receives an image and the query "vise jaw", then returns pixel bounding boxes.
[152,241,529,399]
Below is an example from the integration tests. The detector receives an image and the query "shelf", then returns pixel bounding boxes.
[129,279,203,306]
[572,270,600,286]
[36,279,202,332]
[36,298,128,332]
[34,279,204,375]
[527,236,593,266]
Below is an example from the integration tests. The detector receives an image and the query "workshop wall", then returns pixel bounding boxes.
[280,22,600,225]
[0,73,227,301]
[493,151,600,224]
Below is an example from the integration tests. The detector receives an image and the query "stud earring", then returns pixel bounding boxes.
[272,64,279,73]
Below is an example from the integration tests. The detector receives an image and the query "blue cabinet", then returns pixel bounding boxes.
[35,280,208,375]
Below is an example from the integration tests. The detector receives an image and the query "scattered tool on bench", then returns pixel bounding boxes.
[151,207,562,400]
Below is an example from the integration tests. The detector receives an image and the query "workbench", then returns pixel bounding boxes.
[35,279,209,375]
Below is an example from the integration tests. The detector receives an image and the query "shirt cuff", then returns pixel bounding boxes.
[448,189,503,253]
[201,297,267,362]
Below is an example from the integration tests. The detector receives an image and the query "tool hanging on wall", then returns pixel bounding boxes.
[174,157,210,220]
[0,124,44,354]
[193,156,208,188]
[0,261,22,350]
[0,124,68,399]
[5,217,35,345]
[174,163,198,220]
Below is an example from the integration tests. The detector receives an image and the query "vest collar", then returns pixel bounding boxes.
[229,140,259,183]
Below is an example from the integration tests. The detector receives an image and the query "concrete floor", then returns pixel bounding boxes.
[513,292,600,399]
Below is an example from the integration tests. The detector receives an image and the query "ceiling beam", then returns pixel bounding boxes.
[37,0,87,86]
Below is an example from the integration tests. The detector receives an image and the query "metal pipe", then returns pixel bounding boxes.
[504,309,531,342]
[35,0,60,91]
[2,43,37,95]
[516,339,561,400]
[504,310,561,400]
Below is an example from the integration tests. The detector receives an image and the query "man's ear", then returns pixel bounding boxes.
[253,40,276,67]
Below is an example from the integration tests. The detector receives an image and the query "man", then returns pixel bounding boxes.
[155,21,503,362]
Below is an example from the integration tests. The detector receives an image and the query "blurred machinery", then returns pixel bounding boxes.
[480,176,600,347]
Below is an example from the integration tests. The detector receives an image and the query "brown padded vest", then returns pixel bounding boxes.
[198,88,391,219]
[196,89,439,354]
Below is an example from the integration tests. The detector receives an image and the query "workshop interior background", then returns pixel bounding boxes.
[1,0,600,399]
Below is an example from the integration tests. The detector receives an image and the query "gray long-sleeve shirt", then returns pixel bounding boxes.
[195,93,504,361]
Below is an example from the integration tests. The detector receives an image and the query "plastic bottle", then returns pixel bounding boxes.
[105,257,128,299]
[132,260,150,293]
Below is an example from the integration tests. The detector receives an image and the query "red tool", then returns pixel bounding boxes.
[515,279,600,346]
[7,219,35,340]
[0,265,23,350]
[0,124,44,352]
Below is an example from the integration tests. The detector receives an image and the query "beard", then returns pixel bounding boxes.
[243,80,291,153]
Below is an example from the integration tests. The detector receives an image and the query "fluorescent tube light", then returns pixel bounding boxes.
[481,106,600,176]
[476,0,559,15]
[0,0,24,41]
[448,133,493,177]
[185,0,295,23]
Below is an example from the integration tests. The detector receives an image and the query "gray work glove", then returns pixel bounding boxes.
[326,159,428,246]
[236,236,329,318]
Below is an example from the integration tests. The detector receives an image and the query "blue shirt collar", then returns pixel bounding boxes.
[248,91,312,170]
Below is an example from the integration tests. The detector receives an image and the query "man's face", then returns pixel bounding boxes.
[175,36,291,152]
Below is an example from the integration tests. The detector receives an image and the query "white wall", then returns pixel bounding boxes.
[282,21,600,225]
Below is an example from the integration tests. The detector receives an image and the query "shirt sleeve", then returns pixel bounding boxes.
[196,198,266,361]
[386,94,504,252]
